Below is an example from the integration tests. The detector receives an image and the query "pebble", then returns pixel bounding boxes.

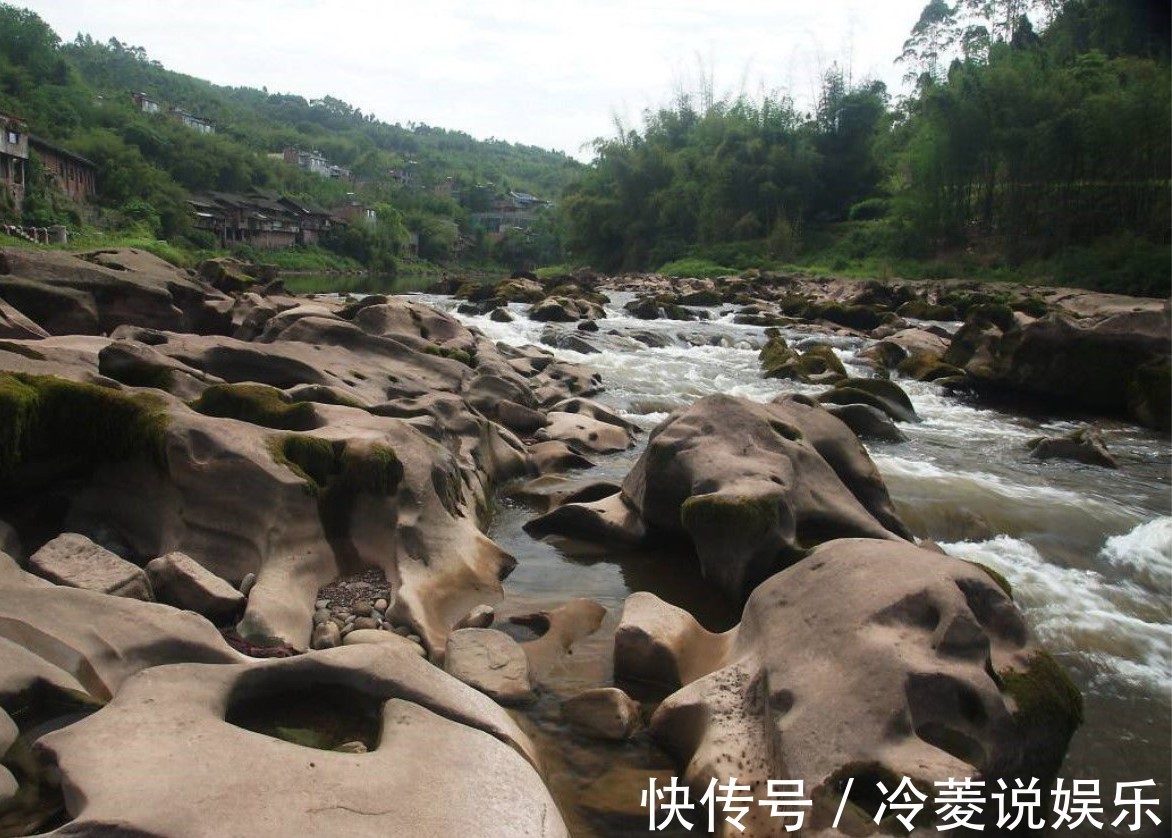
[310,621,341,650]
[374,598,388,613]
[314,599,330,610]
[334,741,368,754]
[312,609,332,625]
[352,616,380,631]
[455,604,494,630]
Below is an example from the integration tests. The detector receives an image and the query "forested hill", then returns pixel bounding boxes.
[0,4,580,252]
[563,0,1170,296]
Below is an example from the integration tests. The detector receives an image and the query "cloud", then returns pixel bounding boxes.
[23,0,926,159]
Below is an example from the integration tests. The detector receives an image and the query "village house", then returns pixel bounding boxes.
[469,190,550,236]
[131,92,160,114]
[0,113,28,214]
[188,191,333,249]
[30,137,97,205]
[281,147,351,181]
[169,107,214,135]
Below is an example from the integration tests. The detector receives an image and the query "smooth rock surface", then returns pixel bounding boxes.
[36,644,567,837]
[445,628,535,704]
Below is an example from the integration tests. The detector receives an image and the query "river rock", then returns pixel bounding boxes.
[818,376,921,423]
[613,394,911,601]
[529,296,605,322]
[341,628,425,656]
[538,411,635,454]
[0,247,231,336]
[645,538,1082,834]
[145,551,247,623]
[28,533,153,601]
[514,598,607,679]
[0,573,240,704]
[310,620,342,650]
[562,687,642,741]
[945,308,1172,430]
[0,296,49,339]
[528,440,596,473]
[1028,426,1119,469]
[35,644,567,837]
[444,628,535,704]
[614,592,733,697]
[455,604,495,629]
[825,403,908,443]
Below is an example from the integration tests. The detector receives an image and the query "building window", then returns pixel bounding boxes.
[5,130,18,144]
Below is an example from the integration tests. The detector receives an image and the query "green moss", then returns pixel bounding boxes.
[759,333,798,378]
[268,434,339,492]
[105,357,175,391]
[268,435,402,538]
[422,344,474,367]
[797,345,848,379]
[0,373,169,480]
[896,353,963,382]
[680,493,779,538]
[192,383,318,431]
[1000,650,1084,730]
[965,560,1013,598]
[0,341,46,361]
[1012,296,1049,318]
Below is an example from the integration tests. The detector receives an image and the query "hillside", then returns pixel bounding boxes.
[0,4,580,269]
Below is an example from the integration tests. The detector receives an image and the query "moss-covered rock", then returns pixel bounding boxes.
[796,345,848,381]
[269,435,403,539]
[422,344,475,367]
[759,331,798,379]
[0,372,169,480]
[896,300,958,321]
[998,650,1083,778]
[1128,359,1171,432]
[823,377,920,423]
[802,302,889,331]
[191,383,318,431]
[896,353,964,382]
[678,289,721,307]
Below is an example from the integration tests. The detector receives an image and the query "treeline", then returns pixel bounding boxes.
[0,5,579,267]
[563,0,1170,295]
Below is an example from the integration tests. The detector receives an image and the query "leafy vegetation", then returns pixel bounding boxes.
[562,0,1170,295]
[0,4,579,274]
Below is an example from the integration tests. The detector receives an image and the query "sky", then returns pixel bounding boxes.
[23,0,930,161]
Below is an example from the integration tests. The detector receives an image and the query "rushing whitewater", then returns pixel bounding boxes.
[417,288,1172,833]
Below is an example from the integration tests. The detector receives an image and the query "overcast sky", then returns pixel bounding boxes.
[24,0,929,160]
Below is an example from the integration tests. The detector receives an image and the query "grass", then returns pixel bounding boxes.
[656,257,739,279]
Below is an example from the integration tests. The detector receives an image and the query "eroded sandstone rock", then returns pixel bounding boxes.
[642,538,1082,836]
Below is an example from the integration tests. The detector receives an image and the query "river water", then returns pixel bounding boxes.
[416,290,1171,836]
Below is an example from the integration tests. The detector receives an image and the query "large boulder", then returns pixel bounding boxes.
[945,308,1172,430]
[643,539,1082,836]
[35,644,568,837]
[0,248,231,336]
[530,394,912,602]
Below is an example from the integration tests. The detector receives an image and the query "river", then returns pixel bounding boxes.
[416,289,1171,837]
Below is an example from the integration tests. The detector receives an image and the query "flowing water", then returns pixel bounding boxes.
[417,291,1171,836]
